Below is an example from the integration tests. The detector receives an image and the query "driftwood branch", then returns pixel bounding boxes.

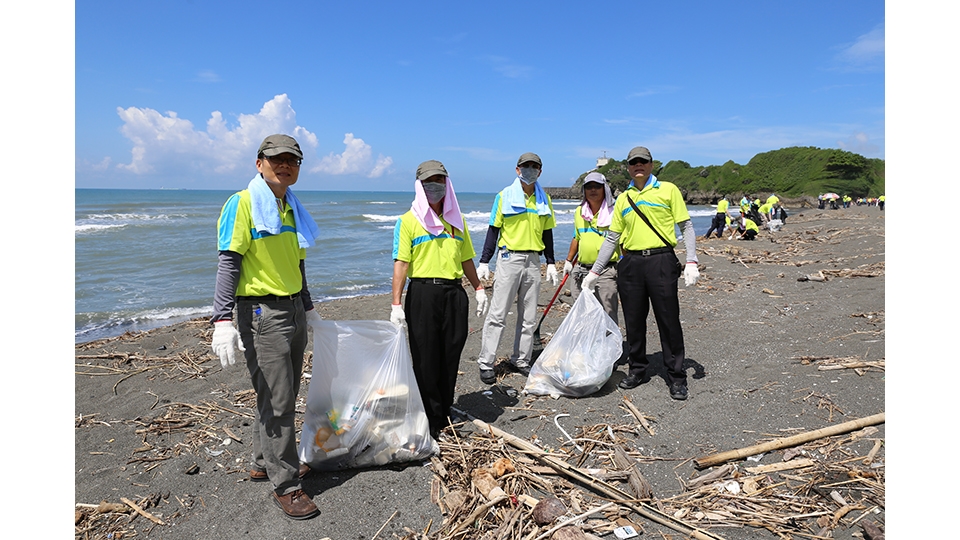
[621,396,654,436]
[471,418,725,540]
[693,412,884,469]
[120,497,165,525]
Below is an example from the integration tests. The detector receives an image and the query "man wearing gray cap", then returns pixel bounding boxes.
[475,152,558,384]
[210,134,323,519]
[390,160,486,438]
[582,146,700,400]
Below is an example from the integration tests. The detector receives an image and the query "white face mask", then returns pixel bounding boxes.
[422,181,446,204]
[519,167,540,184]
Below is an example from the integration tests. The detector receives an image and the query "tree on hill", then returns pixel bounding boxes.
[569,147,884,201]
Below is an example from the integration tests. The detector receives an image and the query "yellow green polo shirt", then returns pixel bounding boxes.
[217,189,306,296]
[744,217,759,233]
[611,178,690,251]
[489,190,556,251]
[766,195,779,206]
[759,202,773,215]
[716,199,729,213]
[573,205,620,266]
[393,211,475,279]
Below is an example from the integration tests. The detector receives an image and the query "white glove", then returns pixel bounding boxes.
[212,320,245,368]
[562,260,573,277]
[475,288,488,316]
[582,271,599,292]
[305,309,322,328]
[683,262,700,287]
[477,263,490,281]
[546,264,559,286]
[390,304,406,327]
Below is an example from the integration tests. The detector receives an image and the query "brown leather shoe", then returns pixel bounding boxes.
[272,489,319,520]
[250,463,311,481]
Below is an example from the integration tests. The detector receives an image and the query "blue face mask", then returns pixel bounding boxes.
[519,167,540,184]
[422,181,446,204]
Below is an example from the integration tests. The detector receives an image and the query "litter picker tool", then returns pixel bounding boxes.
[532,255,577,357]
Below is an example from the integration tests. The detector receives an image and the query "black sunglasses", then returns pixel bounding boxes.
[628,158,651,166]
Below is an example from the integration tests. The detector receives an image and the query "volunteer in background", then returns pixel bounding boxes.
[735,213,760,240]
[582,146,699,401]
[476,152,558,384]
[562,172,619,324]
[390,160,486,440]
[211,134,322,520]
[703,196,730,239]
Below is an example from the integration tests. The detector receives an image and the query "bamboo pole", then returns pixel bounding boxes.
[471,419,725,540]
[693,412,884,470]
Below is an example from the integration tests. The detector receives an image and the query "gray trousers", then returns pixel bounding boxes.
[570,263,619,325]
[237,297,307,496]
[478,250,541,370]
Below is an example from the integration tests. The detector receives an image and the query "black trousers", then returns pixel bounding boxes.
[405,280,468,434]
[616,251,687,386]
[704,213,726,238]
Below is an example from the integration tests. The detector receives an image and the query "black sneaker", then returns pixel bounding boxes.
[515,364,531,376]
[618,375,642,389]
[670,382,688,401]
[480,369,496,384]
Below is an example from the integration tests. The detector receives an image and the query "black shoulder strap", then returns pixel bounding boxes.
[626,194,674,248]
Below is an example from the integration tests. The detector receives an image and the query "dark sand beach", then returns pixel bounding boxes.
[75,204,886,539]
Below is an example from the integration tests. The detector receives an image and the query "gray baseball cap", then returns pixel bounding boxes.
[626,146,652,162]
[583,172,607,185]
[258,134,303,158]
[416,160,448,181]
[517,152,542,167]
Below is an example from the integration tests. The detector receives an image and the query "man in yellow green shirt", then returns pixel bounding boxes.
[475,152,558,384]
[582,146,699,400]
[391,160,485,439]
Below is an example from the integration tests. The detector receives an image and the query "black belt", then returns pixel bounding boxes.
[623,246,674,256]
[410,277,461,286]
[579,261,616,270]
[237,294,300,302]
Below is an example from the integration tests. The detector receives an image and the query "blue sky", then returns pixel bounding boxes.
[74,1,886,193]
[10,3,960,533]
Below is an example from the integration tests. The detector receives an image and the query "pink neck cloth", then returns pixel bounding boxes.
[411,177,465,235]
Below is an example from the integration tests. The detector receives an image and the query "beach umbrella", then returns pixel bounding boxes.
[822,192,840,199]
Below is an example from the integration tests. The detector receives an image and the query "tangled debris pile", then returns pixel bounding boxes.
[420,405,885,540]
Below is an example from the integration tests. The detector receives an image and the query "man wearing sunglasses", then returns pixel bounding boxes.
[210,134,323,520]
[582,146,699,401]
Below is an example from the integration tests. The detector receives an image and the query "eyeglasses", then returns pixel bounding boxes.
[628,158,651,166]
[264,155,302,167]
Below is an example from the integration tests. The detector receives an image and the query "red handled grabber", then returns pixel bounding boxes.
[531,255,578,359]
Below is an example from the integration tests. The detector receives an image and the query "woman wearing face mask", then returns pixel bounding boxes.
[475,152,558,384]
[390,160,486,440]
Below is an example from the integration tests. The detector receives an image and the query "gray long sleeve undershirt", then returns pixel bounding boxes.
[211,251,314,323]
[589,219,698,275]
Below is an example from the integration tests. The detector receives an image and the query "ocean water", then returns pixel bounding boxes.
[75,188,719,342]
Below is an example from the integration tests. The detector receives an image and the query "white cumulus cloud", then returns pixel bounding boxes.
[114,94,319,175]
[312,133,393,178]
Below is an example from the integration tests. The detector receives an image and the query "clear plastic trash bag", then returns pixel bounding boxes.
[298,320,437,470]
[767,218,783,232]
[523,291,623,398]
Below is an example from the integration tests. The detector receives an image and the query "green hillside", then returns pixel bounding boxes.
[573,147,885,199]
